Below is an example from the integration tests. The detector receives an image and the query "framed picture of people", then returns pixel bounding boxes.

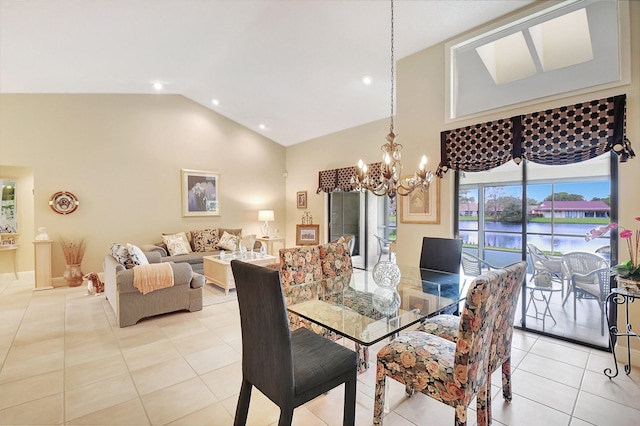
[181,169,220,217]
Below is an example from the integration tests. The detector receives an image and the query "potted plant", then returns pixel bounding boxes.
[60,238,86,287]
[587,218,640,292]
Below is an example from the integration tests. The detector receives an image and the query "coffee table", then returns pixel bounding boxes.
[203,253,277,294]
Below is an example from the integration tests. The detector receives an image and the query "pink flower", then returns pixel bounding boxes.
[620,229,633,239]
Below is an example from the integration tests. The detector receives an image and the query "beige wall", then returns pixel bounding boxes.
[0,94,285,279]
[285,1,640,350]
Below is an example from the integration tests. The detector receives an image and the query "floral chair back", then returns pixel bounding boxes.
[373,268,502,426]
[279,246,323,288]
[278,245,329,336]
[319,240,353,278]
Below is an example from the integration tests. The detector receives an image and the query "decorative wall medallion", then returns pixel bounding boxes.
[49,191,79,215]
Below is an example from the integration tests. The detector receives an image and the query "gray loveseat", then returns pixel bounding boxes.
[142,229,261,274]
[103,251,205,327]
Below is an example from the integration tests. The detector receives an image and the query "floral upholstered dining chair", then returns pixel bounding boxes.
[278,245,327,334]
[373,268,504,426]
[417,261,528,424]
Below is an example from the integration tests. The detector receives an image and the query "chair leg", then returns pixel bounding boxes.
[234,379,253,426]
[373,364,387,425]
[476,376,489,426]
[454,404,468,426]
[278,407,294,426]
[573,287,577,321]
[501,358,512,402]
[343,376,356,426]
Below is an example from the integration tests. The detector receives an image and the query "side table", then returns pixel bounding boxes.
[257,237,285,256]
[604,287,640,378]
[33,240,53,290]
[0,244,19,279]
[523,281,563,330]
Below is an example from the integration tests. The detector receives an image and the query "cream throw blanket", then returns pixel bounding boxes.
[133,263,174,294]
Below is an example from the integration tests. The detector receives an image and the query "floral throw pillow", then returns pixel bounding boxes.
[162,232,192,252]
[162,234,191,256]
[191,229,219,252]
[217,231,238,251]
[110,242,135,269]
[127,243,149,266]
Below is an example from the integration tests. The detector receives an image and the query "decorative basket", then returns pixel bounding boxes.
[618,277,640,295]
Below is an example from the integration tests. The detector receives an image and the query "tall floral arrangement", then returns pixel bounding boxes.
[60,238,86,265]
[614,218,640,281]
[586,218,640,281]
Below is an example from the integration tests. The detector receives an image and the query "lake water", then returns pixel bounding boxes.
[459,221,610,255]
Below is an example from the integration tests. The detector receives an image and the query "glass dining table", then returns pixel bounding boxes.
[285,265,468,370]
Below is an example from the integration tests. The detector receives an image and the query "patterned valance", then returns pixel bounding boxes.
[316,163,383,193]
[436,118,517,177]
[437,94,634,176]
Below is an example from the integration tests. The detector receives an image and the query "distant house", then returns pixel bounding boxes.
[460,202,478,216]
[531,200,610,219]
[459,201,506,217]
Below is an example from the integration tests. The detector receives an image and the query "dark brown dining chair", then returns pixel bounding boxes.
[419,236,463,273]
[231,260,358,426]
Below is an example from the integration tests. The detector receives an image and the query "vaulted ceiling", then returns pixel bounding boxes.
[0,0,535,146]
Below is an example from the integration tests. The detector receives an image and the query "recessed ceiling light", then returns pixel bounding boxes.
[212,99,220,106]
[362,75,373,85]
[153,82,163,91]
[259,124,267,130]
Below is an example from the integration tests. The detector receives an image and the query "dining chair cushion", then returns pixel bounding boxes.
[419,314,459,342]
[292,327,357,396]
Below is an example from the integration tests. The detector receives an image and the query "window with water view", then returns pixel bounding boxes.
[457,155,613,348]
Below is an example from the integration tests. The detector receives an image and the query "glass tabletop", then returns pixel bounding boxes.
[286,265,467,346]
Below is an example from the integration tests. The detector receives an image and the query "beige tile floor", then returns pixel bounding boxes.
[1,275,639,425]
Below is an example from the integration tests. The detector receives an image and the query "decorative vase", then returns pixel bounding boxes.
[618,276,640,295]
[64,263,84,287]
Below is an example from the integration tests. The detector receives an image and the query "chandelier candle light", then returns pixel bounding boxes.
[352,0,434,199]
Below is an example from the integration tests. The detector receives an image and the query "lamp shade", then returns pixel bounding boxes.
[258,210,275,222]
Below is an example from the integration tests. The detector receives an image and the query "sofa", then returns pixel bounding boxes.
[103,250,205,327]
[141,228,260,274]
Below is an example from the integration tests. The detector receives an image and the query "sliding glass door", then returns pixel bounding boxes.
[457,155,613,348]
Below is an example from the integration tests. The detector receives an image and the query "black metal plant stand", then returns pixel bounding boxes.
[604,288,640,378]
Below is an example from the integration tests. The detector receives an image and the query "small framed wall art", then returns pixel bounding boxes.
[181,169,220,217]
[296,191,307,209]
[399,178,440,224]
[296,224,319,246]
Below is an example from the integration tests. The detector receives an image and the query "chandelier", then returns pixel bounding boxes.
[352,0,434,199]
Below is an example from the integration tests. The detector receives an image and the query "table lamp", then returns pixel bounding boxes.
[258,210,275,238]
